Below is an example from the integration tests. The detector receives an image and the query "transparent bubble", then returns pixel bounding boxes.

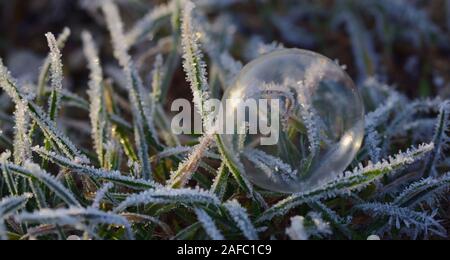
[219,49,364,193]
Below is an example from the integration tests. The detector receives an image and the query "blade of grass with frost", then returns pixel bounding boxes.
[258,143,434,222]
[37,28,70,105]
[154,104,181,147]
[195,14,242,89]
[423,101,449,177]
[168,1,220,188]
[211,163,229,200]
[31,146,158,190]
[394,173,450,208]
[0,161,63,205]
[0,193,32,219]
[373,0,441,37]
[0,59,83,160]
[13,100,31,165]
[194,207,225,240]
[356,203,446,239]
[125,1,174,46]
[364,92,400,162]
[181,0,210,119]
[195,0,243,10]
[333,12,378,80]
[102,0,160,180]
[244,149,298,183]
[169,135,213,188]
[0,193,32,240]
[21,161,80,207]
[114,187,220,213]
[16,207,135,240]
[82,31,108,167]
[45,32,64,121]
[1,152,18,195]
[173,222,202,240]
[92,183,114,209]
[150,54,163,112]
[224,200,258,240]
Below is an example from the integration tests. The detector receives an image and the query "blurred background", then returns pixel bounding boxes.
[0,0,449,100]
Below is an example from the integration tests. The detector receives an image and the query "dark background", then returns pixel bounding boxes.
[0,0,449,100]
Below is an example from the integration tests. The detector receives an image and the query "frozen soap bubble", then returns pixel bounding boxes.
[219,49,364,193]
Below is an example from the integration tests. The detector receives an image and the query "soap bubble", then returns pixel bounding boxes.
[219,49,364,193]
